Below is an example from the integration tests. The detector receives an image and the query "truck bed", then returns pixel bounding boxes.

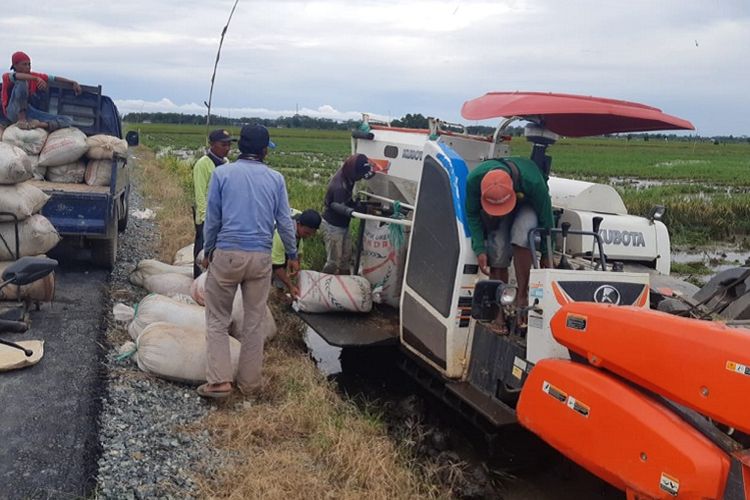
[28,180,110,195]
[296,305,400,347]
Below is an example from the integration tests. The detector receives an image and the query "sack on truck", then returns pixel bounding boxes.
[0,214,61,260]
[0,259,55,301]
[1,125,48,156]
[0,183,50,222]
[86,134,128,160]
[0,143,32,184]
[85,159,113,186]
[38,127,88,167]
[135,322,241,384]
[27,154,45,180]
[46,160,86,183]
[359,220,408,308]
[295,270,373,313]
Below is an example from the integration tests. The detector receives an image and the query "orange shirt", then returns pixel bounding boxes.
[1,71,49,114]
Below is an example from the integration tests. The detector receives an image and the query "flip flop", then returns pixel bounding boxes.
[197,383,232,399]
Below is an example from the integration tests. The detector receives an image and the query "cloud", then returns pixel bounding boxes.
[114,98,388,122]
[1,0,748,135]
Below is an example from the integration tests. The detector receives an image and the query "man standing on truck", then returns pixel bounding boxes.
[192,129,234,278]
[320,153,374,274]
[1,51,82,130]
[465,156,554,320]
[199,124,298,399]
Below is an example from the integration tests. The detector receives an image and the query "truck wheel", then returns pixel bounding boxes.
[91,230,118,270]
[118,188,130,232]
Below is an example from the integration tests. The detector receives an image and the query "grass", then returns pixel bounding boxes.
[195,300,450,499]
[132,143,456,498]
[126,123,750,248]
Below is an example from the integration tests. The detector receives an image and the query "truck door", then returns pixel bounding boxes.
[400,141,478,378]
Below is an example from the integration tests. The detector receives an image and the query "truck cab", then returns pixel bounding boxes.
[1,81,131,269]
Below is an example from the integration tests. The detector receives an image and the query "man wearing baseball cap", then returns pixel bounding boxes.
[465,156,554,317]
[1,51,82,130]
[199,124,296,398]
[192,128,235,277]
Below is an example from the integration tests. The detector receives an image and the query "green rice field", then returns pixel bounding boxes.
[126,123,750,249]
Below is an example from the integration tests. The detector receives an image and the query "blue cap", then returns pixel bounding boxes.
[239,124,275,153]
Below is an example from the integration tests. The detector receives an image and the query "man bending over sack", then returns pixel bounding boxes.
[199,124,298,399]
[271,208,321,298]
[1,51,82,130]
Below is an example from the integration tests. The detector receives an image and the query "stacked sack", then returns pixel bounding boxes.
[116,251,276,384]
[0,141,59,301]
[1,124,127,185]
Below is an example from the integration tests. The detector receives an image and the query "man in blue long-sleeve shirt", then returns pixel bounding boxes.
[198,124,298,398]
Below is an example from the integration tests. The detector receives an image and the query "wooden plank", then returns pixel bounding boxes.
[27,180,109,195]
[296,305,400,347]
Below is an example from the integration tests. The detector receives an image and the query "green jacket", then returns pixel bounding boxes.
[193,154,225,224]
[465,156,553,256]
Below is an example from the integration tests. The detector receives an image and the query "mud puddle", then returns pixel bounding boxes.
[303,327,620,499]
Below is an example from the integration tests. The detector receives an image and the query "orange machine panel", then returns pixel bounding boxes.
[550,303,750,435]
[517,359,730,499]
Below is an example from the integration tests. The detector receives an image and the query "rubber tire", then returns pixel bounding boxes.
[91,229,118,270]
[118,188,130,233]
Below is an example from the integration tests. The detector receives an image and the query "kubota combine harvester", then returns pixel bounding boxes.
[297,92,750,499]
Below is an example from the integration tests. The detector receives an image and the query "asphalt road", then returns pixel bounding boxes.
[0,257,108,499]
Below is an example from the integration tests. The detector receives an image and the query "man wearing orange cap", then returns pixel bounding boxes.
[465,156,554,313]
[1,51,81,130]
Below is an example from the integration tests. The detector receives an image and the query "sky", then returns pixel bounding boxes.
[1,0,748,136]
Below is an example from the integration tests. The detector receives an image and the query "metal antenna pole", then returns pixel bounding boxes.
[205,0,240,145]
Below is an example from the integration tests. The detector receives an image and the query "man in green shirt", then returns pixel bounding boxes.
[465,156,554,311]
[192,129,234,277]
[271,209,321,297]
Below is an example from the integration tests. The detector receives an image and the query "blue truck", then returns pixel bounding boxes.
[1,82,133,269]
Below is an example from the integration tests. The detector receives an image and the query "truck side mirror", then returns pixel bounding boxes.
[126,131,139,147]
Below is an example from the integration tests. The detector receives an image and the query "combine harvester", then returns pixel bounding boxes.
[298,92,750,499]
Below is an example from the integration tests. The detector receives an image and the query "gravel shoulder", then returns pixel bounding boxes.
[95,171,222,499]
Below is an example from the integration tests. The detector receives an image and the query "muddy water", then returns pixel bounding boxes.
[303,327,621,499]
[672,247,750,285]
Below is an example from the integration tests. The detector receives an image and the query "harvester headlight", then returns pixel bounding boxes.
[498,285,518,306]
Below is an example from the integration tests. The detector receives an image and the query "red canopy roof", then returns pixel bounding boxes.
[460,92,694,137]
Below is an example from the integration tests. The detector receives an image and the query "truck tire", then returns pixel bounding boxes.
[118,188,130,232]
[91,229,118,270]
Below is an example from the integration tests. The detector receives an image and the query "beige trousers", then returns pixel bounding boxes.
[205,249,271,391]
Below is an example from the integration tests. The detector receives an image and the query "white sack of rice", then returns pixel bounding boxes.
[294,270,373,313]
[172,244,194,267]
[135,322,241,384]
[84,159,112,186]
[0,214,61,260]
[86,134,128,160]
[45,160,86,183]
[1,124,48,155]
[0,183,50,221]
[27,154,46,180]
[38,127,88,167]
[0,143,32,184]
[130,259,194,281]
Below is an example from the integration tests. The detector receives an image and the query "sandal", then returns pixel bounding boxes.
[197,383,233,399]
